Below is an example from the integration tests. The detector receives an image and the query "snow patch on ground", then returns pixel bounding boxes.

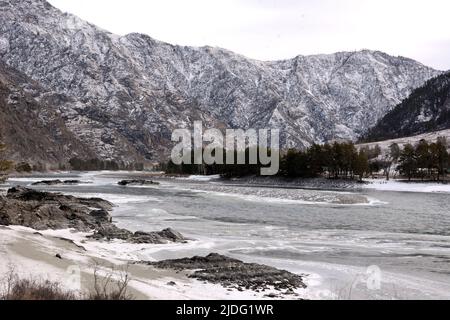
[0,226,313,300]
[363,179,450,193]
[180,175,222,182]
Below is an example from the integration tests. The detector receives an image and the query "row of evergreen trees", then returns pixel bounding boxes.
[2,137,449,181]
[68,157,145,171]
[396,138,449,181]
[163,141,371,180]
[163,138,449,181]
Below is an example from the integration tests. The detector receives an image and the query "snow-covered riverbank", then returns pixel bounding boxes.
[0,225,315,300]
[362,179,450,194]
[177,174,450,195]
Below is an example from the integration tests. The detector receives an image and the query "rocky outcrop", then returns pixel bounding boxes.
[0,186,113,230]
[0,187,186,244]
[117,180,159,186]
[143,253,306,293]
[89,226,186,244]
[32,180,64,186]
[0,60,98,166]
[31,180,91,186]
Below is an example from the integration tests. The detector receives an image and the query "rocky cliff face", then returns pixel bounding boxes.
[0,61,98,166]
[0,0,441,163]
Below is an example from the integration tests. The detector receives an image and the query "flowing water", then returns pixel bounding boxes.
[4,172,450,300]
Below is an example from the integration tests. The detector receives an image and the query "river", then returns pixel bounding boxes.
[5,172,450,300]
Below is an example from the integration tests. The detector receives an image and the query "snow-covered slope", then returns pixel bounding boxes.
[363,72,450,142]
[358,129,450,154]
[0,0,441,162]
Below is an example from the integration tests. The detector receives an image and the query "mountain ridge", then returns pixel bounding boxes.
[0,0,442,164]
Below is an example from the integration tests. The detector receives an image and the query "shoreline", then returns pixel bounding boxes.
[0,184,310,300]
[0,225,310,300]
[4,170,449,191]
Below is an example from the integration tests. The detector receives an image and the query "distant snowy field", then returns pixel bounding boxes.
[358,129,450,153]
[363,179,450,193]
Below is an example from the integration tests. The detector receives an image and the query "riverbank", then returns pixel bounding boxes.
[0,185,309,300]
[167,175,450,195]
[0,226,310,300]
[4,171,450,194]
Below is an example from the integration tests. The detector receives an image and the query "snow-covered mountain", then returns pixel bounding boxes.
[0,0,441,163]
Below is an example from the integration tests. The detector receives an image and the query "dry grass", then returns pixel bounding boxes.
[0,263,134,300]
[0,267,78,300]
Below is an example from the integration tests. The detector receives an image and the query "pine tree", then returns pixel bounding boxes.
[430,137,449,181]
[398,144,417,181]
[415,139,431,180]
[389,143,401,163]
[354,150,369,181]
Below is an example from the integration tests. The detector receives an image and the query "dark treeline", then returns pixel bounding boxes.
[68,157,145,171]
[280,142,369,180]
[163,138,450,181]
[163,142,371,181]
[162,148,273,178]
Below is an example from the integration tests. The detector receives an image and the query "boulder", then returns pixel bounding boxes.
[89,225,187,244]
[118,179,160,186]
[31,179,90,186]
[143,253,307,292]
[31,179,63,186]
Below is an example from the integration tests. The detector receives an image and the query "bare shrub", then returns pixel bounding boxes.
[88,260,133,300]
[0,263,134,300]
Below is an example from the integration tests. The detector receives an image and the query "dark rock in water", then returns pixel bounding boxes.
[32,179,63,186]
[118,180,160,186]
[6,187,112,211]
[63,180,88,185]
[156,228,185,242]
[0,186,186,244]
[55,253,62,259]
[131,228,186,244]
[89,225,187,244]
[1,187,114,231]
[167,281,177,286]
[142,253,307,292]
[31,180,90,186]
[89,225,133,241]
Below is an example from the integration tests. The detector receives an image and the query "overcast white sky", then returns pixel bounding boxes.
[48,0,450,70]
